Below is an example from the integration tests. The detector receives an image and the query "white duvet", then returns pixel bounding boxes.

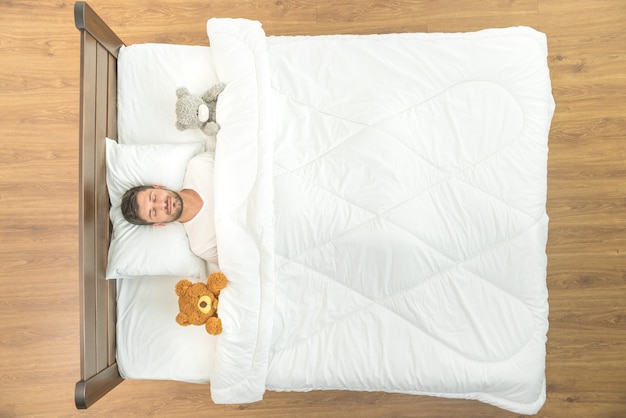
[206,19,553,415]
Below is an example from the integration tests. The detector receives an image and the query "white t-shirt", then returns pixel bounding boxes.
[182,152,219,273]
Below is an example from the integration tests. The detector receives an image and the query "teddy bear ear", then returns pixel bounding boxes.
[201,123,220,136]
[176,313,190,326]
[176,86,189,98]
[175,279,192,296]
[208,272,228,294]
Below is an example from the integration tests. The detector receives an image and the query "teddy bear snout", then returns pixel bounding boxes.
[197,103,210,123]
[197,295,213,314]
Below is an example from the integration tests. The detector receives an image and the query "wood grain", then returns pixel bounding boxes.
[0,0,625,417]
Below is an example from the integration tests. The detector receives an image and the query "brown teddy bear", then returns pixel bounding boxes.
[175,272,228,335]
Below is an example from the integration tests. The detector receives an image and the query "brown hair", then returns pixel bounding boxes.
[120,185,152,225]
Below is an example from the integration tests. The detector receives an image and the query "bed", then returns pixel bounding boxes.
[74,2,555,414]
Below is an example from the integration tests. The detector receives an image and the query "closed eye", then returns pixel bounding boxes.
[147,191,155,219]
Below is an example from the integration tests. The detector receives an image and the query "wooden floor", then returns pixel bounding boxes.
[1,0,625,417]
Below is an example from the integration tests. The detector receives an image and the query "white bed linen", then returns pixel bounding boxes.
[207,19,553,415]
[115,44,221,383]
[116,276,217,382]
[115,19,553,415]
[117,43,220,146]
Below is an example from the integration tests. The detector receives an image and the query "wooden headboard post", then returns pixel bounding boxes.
[74,1,125,409]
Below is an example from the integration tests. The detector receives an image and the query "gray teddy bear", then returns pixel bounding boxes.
[175,83,226,136]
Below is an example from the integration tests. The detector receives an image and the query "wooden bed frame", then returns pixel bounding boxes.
[74,1,124,409]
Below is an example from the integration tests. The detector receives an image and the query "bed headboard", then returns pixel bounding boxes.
[74,1,125,408]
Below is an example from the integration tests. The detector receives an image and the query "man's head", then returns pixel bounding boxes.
[121,185,184,226]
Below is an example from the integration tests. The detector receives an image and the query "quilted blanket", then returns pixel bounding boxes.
[207,18,554,415]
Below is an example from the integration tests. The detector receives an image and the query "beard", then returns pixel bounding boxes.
[167,190,184,222]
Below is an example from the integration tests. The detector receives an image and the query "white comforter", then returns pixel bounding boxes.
[208,19,553,415]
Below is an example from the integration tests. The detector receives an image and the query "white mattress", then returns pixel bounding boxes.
[115,43,219,383]
[116,275,217,383]
[116,18,553,415]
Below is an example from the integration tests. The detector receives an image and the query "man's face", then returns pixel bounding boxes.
[136,186,183,225]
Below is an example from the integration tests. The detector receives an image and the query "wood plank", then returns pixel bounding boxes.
[107,53,118,139]
[106,50,117,367]
[318,0,538,24]
[78,30,98,381]
[94,42,110,373]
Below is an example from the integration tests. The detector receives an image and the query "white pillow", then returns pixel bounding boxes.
[116,276,216,382]
[107,207,207,279]
[105,138,207,279]
[106,138,205,207]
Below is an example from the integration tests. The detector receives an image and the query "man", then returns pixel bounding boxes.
[120,152,218,271]
[121,185,199,226]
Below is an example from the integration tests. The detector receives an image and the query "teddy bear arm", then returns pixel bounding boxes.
[202,83,226,102]
[176,312,190,326]
[206,317,223,335]
[207,101,217,120]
